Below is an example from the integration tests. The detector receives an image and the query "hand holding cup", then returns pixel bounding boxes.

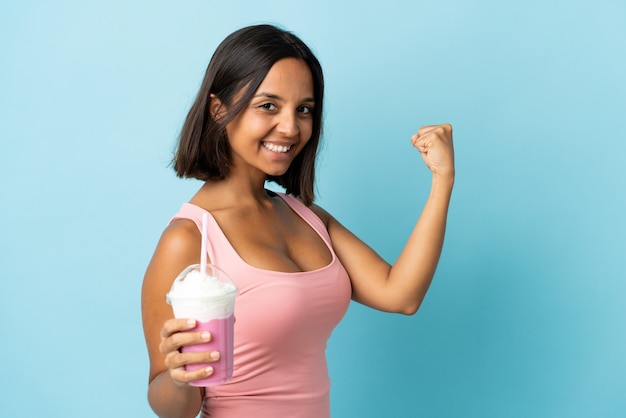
[159,317,221,387]
[166,264,237,387]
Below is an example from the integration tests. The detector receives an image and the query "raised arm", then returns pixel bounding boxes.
[141,220,213,418]
[318,124,454,315]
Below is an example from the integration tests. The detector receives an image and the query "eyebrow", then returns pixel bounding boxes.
[254,92,315,103]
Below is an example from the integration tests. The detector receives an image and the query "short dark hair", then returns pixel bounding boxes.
[173,24,324,206]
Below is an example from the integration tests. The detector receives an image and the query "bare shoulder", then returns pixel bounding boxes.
[143,219,203,291]
[156,219,202,258]
[309,203,332,227]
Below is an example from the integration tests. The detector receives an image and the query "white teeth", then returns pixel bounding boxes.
[263,143,291,153]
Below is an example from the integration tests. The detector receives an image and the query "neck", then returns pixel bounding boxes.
[192,174,275,211]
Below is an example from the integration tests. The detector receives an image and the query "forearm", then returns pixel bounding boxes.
[148,371,203,418]
[388,173,454,313]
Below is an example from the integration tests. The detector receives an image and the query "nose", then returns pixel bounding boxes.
[276,111,299,138]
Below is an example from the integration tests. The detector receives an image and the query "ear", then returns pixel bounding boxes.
[209,94,225,121]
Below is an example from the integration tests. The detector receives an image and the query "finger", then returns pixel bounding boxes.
[166,349,221,387]
[412,126,443,145]
[415,141,431,154]
[183,350,221,365]
[161,329,213,356]
[165,348,221,370]
[417,123,452,137]
[170,363,215,386]
[411,133,433,145]
[412,135,435,153]
[416,125,437,137]
[161,318,197,338]
[415,125,453,145]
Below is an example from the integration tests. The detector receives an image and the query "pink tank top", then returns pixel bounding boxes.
[170,192,352,417]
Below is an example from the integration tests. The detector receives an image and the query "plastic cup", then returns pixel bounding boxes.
[166,264,237,387]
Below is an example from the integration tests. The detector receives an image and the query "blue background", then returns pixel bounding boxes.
[1,1,625,417]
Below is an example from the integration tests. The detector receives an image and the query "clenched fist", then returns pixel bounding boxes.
[411,124,455,178]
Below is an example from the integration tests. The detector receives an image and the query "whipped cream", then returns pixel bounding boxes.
[169,269,235,299]
[167,264,237,321]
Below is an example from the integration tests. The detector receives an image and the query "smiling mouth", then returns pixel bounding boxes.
[262,142,292,153]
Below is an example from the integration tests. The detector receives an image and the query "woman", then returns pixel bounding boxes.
[142,24,454,418]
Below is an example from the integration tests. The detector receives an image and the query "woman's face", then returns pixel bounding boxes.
[224,58,315,178]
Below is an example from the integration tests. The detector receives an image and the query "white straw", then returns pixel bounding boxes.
[200,213,208,275]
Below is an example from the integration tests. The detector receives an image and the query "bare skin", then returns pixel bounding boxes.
[141,57,454,417]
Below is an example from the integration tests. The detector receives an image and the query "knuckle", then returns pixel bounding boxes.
[161,320,178,337]
[170,328,192,346]
[432,127,445,137]
[163,351,177,368]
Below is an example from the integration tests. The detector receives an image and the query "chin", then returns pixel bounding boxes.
[263,163,292,177]
[266,169,288,177]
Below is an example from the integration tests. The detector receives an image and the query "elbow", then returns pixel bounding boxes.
[397,286,432,315]
[398,300,421,316]
[400,305,419,316]
[399,292,429,315]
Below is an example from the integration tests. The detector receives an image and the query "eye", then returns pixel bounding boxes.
[297,105,312,115]
[258,103,277,111]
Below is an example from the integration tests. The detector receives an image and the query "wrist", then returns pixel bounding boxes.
[148,372,203,417]
[431,171,455,189]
